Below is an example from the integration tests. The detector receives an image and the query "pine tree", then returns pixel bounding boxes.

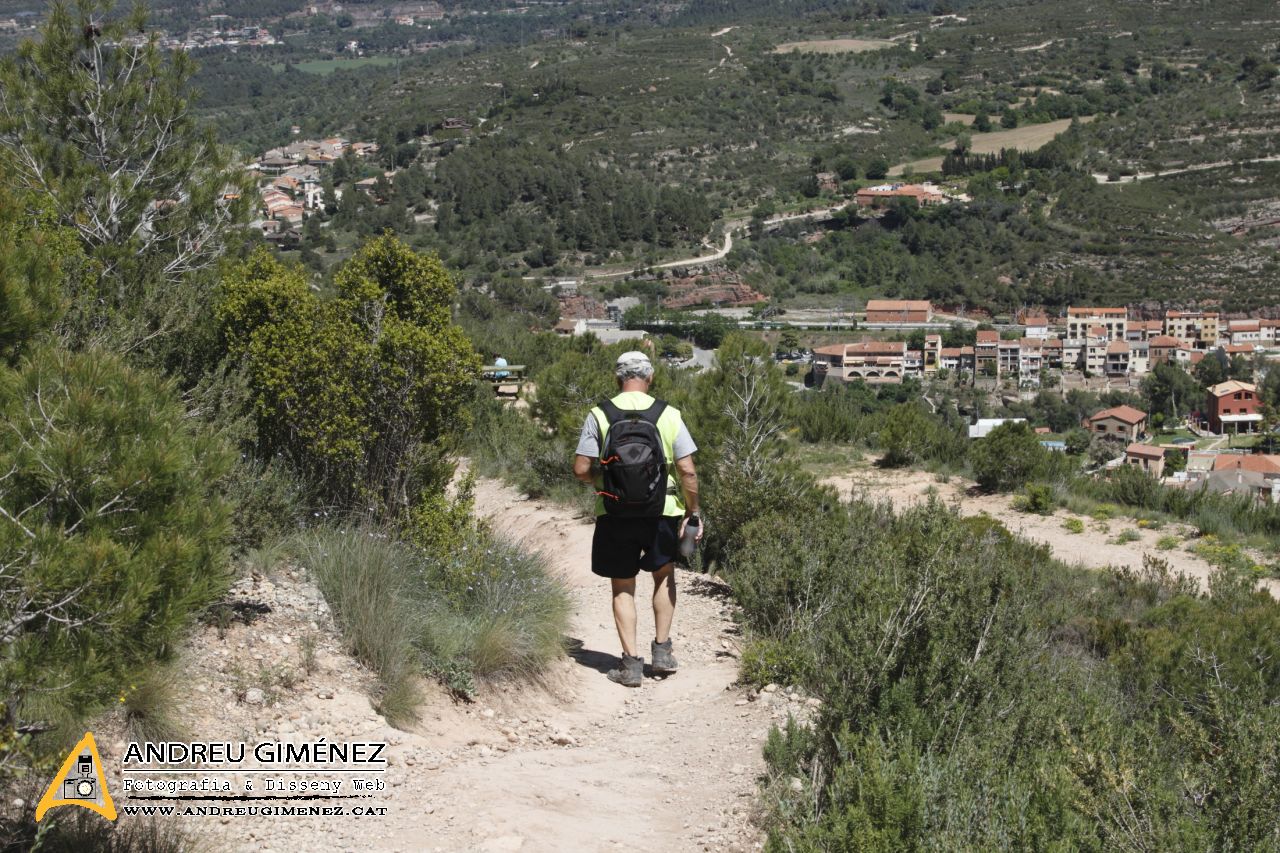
[0,0,253,351]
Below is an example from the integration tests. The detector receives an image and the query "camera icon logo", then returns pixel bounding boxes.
[35,732,116,822]
[61,756,97,800]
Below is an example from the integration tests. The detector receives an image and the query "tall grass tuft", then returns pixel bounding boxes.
[292,529,428,723]
[2,808,196,853]
[292,524,570,716]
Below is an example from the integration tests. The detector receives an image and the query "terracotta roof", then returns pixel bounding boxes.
[1022,315,1049,325]
[814,342,907,358]
[847,341,907,356]
[1090,405,1147,425]
[940,347,964,357]
[1149,335,1182,347]
[1229,320,1260,331]
[1041,339,1063,350]
[1106,340,1130,354]
[1088,325,1107,337]
[1126,443,1165,460]
[856,185,943,200]
[1211,454,1280,476]
[1068,307,1126,316]
[865,299,932,312]
[1165,310,1218,319]
[1223,344,1256,354]
[1208,380,1257,397]
[976,330,998,343]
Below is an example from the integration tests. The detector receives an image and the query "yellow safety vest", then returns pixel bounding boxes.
[591,391,686,518]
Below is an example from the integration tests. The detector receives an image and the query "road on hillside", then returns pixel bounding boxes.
[1091,155,1280,184]
[583,203,855,280]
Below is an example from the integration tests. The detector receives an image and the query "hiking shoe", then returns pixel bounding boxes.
[607,654,644,687]
[650,639,678,674]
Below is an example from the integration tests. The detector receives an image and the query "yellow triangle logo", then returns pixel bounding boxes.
[34,732,116,822]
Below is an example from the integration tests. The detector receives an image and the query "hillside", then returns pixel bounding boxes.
[176,0,1280,314]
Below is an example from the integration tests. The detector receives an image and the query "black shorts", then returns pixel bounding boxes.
[591,516,682,579]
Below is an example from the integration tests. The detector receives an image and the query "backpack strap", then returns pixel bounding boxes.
[598,398,667,425]
[597,398,625,425]
[636,399,668,426]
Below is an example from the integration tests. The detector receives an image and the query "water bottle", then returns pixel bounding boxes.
[679,515,700,560]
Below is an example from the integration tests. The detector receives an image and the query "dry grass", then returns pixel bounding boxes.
[890,117,1096,175]
[773,38,895,54]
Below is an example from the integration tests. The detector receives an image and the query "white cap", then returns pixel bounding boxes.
[615,350,654,379]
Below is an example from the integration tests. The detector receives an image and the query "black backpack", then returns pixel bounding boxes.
[596,398,669,518]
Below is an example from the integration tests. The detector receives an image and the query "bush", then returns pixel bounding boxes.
[740,493,1280,849]
[1156,534,1180,550]
[1013,483,1056,515]
[0,186,76,365]
[1112,529,1141,544]
[292,524,570,711]
[0,346,232,774]
[217,237,479,511]
[969,421,1051,492]
[1063,517,1086,534]
[874,402,965,468]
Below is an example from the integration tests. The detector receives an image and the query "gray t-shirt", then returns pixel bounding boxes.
[575,398,697,461]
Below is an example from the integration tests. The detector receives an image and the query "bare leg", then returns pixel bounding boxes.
[652,563,676,645]
[611,577,637,657]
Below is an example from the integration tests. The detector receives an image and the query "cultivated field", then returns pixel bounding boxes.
[773,38,895,54]
[890,115,1094,174]
[270,55,402,74]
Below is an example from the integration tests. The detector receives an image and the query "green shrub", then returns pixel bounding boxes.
[1188,535,1265,576]
[874,401,966,468]
[0,186,76,365]
[1063,517,1086,534]
[1091,503,1118,520]
[217,237,479,510]
[0,346,232,774]
[1112,529,1141,544]
[1013,483,1056,515]
[969,421,1050,492]
[737,488,1280,849]
[1156,534,1180,550]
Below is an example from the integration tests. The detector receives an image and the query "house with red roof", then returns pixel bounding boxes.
[1088,405,1148,442]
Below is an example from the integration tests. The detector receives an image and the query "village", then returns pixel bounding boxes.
[809,300,1280,501]
[249,135,383,244]
[811,303,1278,387]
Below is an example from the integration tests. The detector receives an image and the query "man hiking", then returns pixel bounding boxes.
[573,351,702,687]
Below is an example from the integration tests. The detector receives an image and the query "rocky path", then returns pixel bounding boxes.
[163,479,789,852]
[383,479,779,852]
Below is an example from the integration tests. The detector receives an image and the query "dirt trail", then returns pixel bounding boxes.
[380,479,775,852]
[164,479,779,852]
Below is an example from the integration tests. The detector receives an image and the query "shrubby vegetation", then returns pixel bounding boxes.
[739,493,1280,849]
[0,346,233,772]
[217,236,478,510]
[0,4,567,827]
